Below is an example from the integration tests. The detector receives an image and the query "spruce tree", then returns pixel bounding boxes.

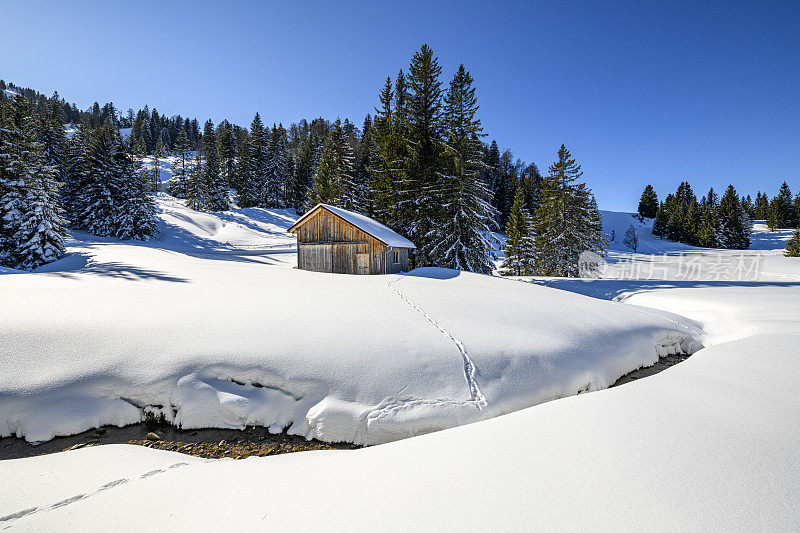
[424,64,497,273]
[308,131,338,206]
[697,187,720,247]
[217,120,236,191]
[151,136,165,192]
[368,76,404,224]
[718,184,752,249]
[0,94,27,265]
[233,131,253,206]
[185,151,207,210]
[784,228,800,257]
[532,144,605,277]
[10,110,68,270]
[403,44,445,263]
[248,113,269,207]
[755,192,770,220]
[168,128,191,198]
[638,185,658,218]
[501,185,535,275]
[293,138,315,211]
[201,120,229,211]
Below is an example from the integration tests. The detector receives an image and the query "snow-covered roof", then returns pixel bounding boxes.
[289,204,416,248]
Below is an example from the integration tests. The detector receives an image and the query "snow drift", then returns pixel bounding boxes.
[0,196,701,445]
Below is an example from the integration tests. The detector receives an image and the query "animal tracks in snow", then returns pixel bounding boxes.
[0,462,190,527]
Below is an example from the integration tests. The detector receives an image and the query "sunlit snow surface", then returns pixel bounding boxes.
[0,195,698,445]
[2,199,799,530]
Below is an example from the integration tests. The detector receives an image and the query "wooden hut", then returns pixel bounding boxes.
[288,204,415,274]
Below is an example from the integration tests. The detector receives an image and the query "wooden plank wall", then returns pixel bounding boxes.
[383,247,410,274]
[294,208,391,274]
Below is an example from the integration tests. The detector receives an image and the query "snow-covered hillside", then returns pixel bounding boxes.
[0,196,700,446]
[2,202,800,529]
[3,209,800,529]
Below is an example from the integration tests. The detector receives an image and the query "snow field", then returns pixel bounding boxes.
[0,196,701,445]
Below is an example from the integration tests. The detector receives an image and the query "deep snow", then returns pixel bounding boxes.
[0,195,700,446]
[3,200,800,530]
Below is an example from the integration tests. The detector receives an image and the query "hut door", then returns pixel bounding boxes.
[356,253,369,275]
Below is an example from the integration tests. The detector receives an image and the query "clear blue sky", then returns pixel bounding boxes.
[2,0,798,211]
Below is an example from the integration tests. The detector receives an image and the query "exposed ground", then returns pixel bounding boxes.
[0,424,355,461]
[0,350,688,461]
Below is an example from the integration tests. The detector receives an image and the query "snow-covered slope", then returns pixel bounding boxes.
[3,206,800,529]
[0,196,700,445]
[3,293,798,530]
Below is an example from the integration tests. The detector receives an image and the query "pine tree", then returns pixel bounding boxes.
[266,123,289,207]
[167,128,191,198]
[217,120,236,191]
[368,76,404,224]
[247,113,269,207]
[623,224,639,253]
[150,135,165,192]
[697,187,720,247]
[769,182,794,230]
[638,184,658,218]
[784,228,800,257]
[293,138,315,211]
[355,114,374,215]
[201,119,229,211]
[424,64,497,273]
[501,185,535,275]
[10,115,68,270]
[185,151,207,210]
[718,184,751,249]
[403,44,445,264]
[0,94,28,265]
[308,131,338,206]
[532,144,605,277]
[114,148,158,240]
[755,192,770,220]
[233,131,253,206]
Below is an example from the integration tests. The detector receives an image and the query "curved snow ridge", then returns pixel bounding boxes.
[0,327,700,447]
[0,368,328,445]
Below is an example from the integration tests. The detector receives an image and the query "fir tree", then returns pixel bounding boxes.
[755,192,770,220]
[201,119,229,211]
[10,118,68,269]
[185,151,207,210]
[697,187,720,248]
[217,120,236,191]
[0,94,28,265]
[293,138,315,211]
[784,228,800,257]
[424,64,497,273]
[168,128,191,198]
[501,185,535,275]
[247,113,269,207]
[532,144,605,277]
[769,182,794,230]
[308,131,338,206]
[150,135,165,192]
[718,184,751,249]
[368,76,404,225]
[403,44,445,263]
[638,185,658,218]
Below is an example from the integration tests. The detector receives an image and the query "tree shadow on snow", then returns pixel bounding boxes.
[0,252,190,283]
[534,278,800,301]
[400,267,462,280]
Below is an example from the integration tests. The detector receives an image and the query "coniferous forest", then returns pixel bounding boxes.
[1,45,796,272]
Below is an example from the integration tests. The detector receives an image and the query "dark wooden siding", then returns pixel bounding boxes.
[292,207,411,275]
[384,247,409,274]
